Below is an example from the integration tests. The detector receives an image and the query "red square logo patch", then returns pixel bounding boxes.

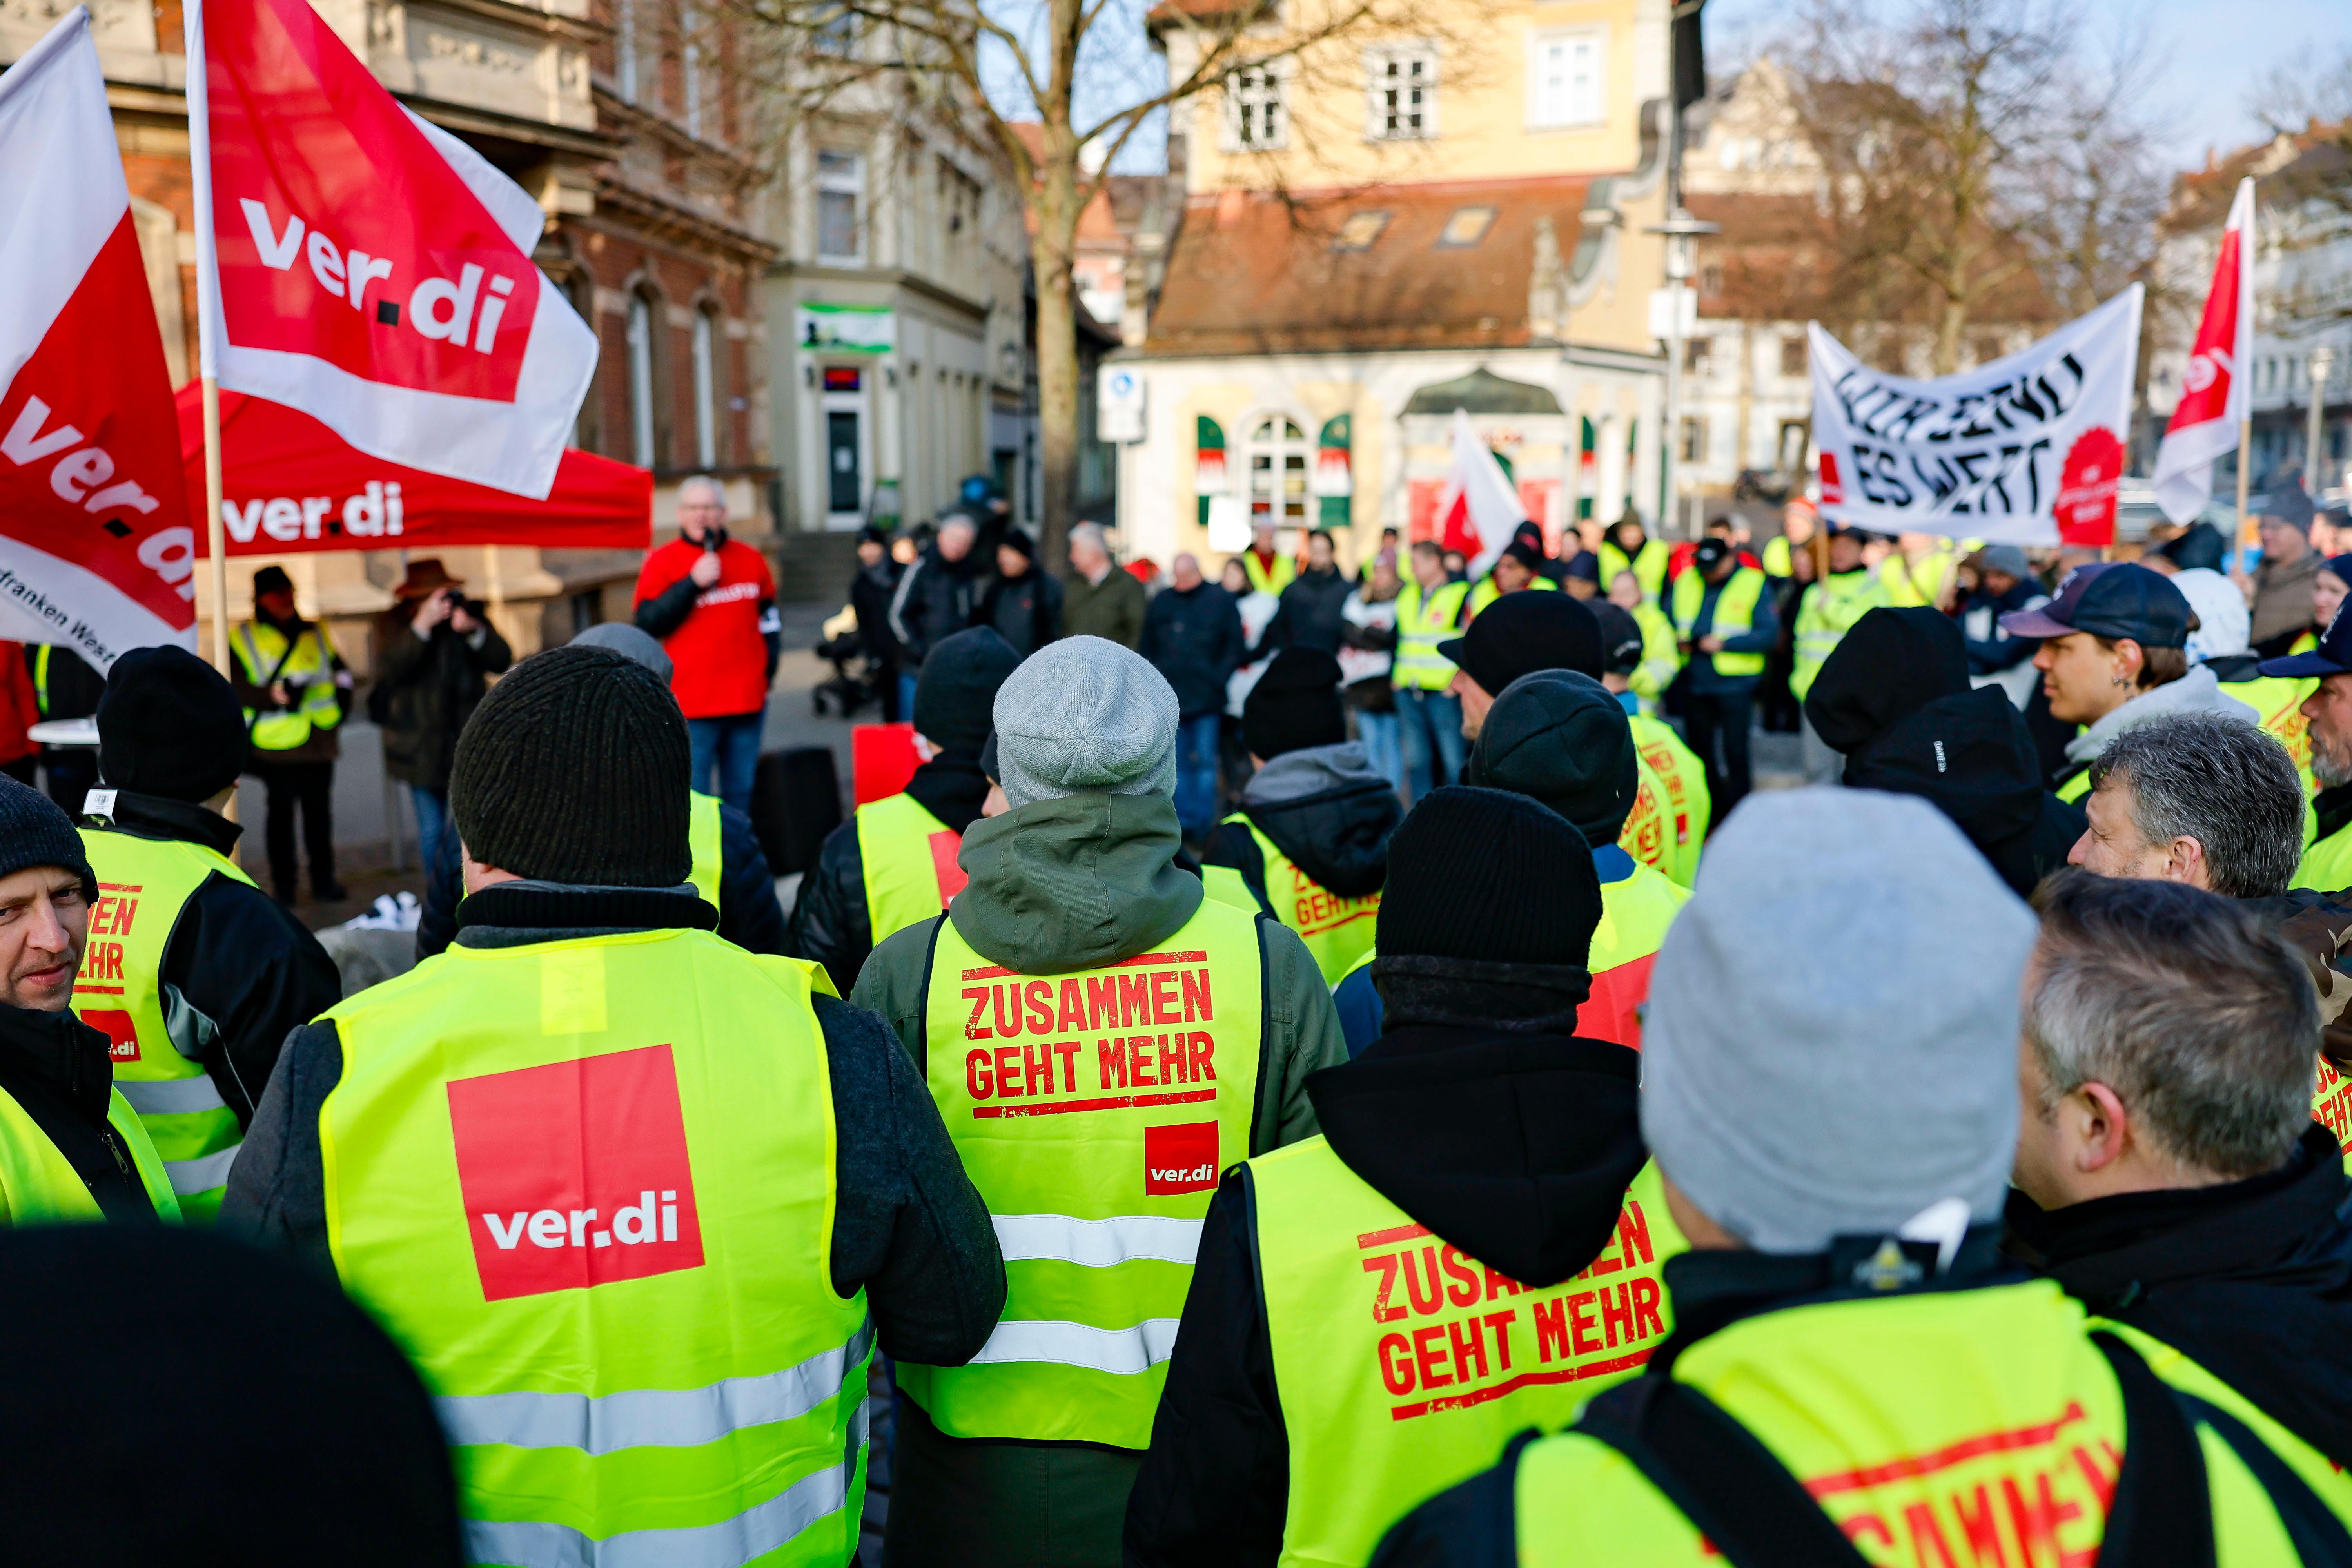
[1144,1121,1219,1195]
[81,1010,138,1062]
[446,1042,705,1302]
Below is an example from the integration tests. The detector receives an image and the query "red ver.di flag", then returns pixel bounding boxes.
[2151,178,2256,526]
[0,9,198,667]
[187,0,596,498]
[1810,285,2143,547]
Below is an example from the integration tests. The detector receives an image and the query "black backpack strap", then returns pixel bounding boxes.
[1572,1377,1869,1568]
[2089,1332,2215,1568]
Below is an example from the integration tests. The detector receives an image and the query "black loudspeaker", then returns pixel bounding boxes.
[751,747,841,875]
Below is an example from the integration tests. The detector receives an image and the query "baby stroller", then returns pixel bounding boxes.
[812,604,880,718]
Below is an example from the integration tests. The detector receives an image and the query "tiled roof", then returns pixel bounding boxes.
[1142,176,1595,356]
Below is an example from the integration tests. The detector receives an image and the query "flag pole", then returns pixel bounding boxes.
[203,377,227,675]
[184,0,237,838]
[2235,179,2258,580]
[2237,413,2253,576]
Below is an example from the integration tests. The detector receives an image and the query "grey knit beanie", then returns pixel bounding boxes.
[1641,788,2035,1254]
[993,635,1178,808]
[570,622,673,685]
[450,645,691,886]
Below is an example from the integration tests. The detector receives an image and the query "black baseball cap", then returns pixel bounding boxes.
[1591,602,1645,677]
[2260,601,2352,679]
[1438,590,1603,696]
[1693,539,1733,571]
[1998,562,2190,650]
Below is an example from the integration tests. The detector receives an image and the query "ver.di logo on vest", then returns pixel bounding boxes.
[1145,1121,1218,1195]
[446,1042,705,1301]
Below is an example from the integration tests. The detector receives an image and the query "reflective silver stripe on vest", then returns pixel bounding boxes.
[992,1213,1201,1268]
[458,1405,867,1568]
[437,1318,874,1456]
[164,1142,241,1195]
[115,1077,230,1116]
[969,1316,1180,1376]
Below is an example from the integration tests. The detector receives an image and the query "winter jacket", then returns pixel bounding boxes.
[2007,1123,2352,1465]
[1139,581,1248,720]
[0,997,162,1224]
[230,608,348,765]
[413,796,788,963]
[1060,564,1149,648]
[1125,953,1643,1568]
[1808,609,2082,897]
[1258,564,1354,656]
[785,751,991,995]
[1959,577,2046,684]
[888,544,981,666]
[372,617,513,791]
[98,791,343,1127]
[850,789,1344,1568]
[1203,742,1401,906]
[2250,546,2323,653]
[2248,886,2352,1070]
[2054,664,2259,794]
[850,556,906,667]
[1339,589,1400,713]
[976,565,1063,657]
[223,882,1007,1368]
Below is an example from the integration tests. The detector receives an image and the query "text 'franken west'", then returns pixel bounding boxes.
[960,950,1222,1119]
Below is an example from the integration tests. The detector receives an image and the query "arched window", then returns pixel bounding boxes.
[691,307,719,468]
[627,290,657,468]
[1248,417,1308,524]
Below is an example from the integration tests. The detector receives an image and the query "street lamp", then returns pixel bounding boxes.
[2312,344,2337,499]
[1646,211,1720,539]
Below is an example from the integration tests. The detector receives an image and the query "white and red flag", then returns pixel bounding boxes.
[0,9,198,667]
[187,0,595,498]
[2152,177,2256,526]
[1437,408,1526,575]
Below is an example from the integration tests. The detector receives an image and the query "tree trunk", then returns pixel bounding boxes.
[1033,215,1082,574]
[1933,292,1966,377]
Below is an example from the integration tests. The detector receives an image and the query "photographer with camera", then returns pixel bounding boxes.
[374,559,512,918]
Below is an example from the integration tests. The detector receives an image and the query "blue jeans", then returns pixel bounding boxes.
[1173,713,1223,839]
[1355,708,1403,795]
[897,672,921,726]
[688,712,764,814]
[412,785,453,879]
[1395,686,1465,802]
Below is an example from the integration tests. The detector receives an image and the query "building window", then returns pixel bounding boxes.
[1367,48,1436,141]
[1226,64,1287,151]
[1436,206,1495,248]
[615,0,637,102]
[811,0,855,56]
[817,150,863,261]
[1679,416,1707,464]
[1248,417,1308,524]
[680,0,703,138]
[1332,211,1388,252]
[1699,263,1723,295]
[1780,334,1806,377]
[1528,28,1603,129]
[626,290,657,468]
[570,589,604,637]
[1683,337,1710,375]
[692,307,719,468]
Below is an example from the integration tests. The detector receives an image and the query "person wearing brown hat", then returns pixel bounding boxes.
[230,566,354,904]
[79,646,342,1222]
[371,559,511,928]
[223,644,1007,1557]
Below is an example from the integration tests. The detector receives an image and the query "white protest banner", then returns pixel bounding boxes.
[1810,285,2143,546]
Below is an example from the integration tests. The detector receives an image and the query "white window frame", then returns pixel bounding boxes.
[815,149,864,263]
[1223,61,1289,153]
[1526,26,1605,131]
[1246,415,1311,526]
[1364,44,1438,142]
[692,308,719,468]
[1679,415,1708,465]
[626,292,656,468]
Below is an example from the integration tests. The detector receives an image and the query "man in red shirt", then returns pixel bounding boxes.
[631,476,780,811]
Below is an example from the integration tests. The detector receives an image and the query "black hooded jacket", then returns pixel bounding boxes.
[1203,743,1401,909]
[0,1000,158,1223]
[787,751,991,994]
[1123,957,1644,1568]
[2006,1124,2352,1465]
[1809,608,2083,897]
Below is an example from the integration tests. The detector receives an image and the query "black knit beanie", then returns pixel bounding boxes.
[1465,670,1640,847]
[913,628,1023,754]
[0,775,94,893]
[1243,646,1347,760]
[1379,786,1599,966]
[98,646,247,803]
[450,645,690,887]
[1591,603,1646,677]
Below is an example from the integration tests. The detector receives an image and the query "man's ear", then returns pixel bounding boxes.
[2072,1082,2133,1174]
[2166,835,2210,889]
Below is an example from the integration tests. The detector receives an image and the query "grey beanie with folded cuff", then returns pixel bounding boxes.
[1639,788,2037,1255]
[992,635,1179,808]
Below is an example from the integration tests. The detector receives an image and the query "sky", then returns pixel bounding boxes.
[1702,0,2352,169]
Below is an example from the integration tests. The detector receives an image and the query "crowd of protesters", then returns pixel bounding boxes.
[12,471,2352,1567]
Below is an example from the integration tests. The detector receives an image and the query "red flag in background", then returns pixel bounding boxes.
[2151,178,2256,526]
[188,0,595,498]
[0,9,196,668]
